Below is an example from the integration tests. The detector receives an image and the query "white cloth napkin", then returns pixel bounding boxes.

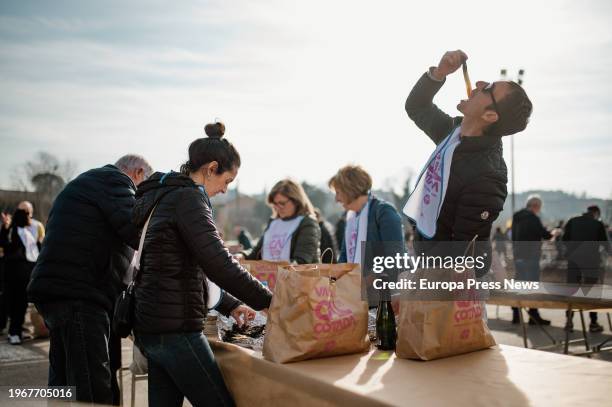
[403,126,462,238]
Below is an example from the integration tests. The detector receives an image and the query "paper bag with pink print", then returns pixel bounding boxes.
[262,263,369,363]
[396,236,496,360]
[240,260,289,291]
[396,297,496,360]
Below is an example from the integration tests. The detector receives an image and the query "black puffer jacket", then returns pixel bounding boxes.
[28,165,138,312]
[512,208,552,260]
[133,172,272,334]
[405,71,508,274]
[563,213,610,270]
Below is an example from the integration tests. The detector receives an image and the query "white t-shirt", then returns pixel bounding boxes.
[26,219,43,242]
[17,227,39,262]
[262,216,304,261]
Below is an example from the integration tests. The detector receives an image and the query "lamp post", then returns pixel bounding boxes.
[500,68,525,216]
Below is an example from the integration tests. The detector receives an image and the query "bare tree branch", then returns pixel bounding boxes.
[12,151,78,192]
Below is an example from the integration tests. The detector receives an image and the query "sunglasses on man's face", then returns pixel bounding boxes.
[482,82,500,118]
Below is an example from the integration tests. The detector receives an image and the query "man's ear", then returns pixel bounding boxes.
[124,169,138,186]
[482,110,499,124]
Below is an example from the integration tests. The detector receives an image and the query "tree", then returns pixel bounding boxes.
[31,173,65,200]
[10,152,78,220]
[251,191,272,236]
[301,181,343,221]
[382,168,414,210]
[302,182,329,211]
[12,151,76,195]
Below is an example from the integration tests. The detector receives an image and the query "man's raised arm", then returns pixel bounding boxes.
[405,50,467,145]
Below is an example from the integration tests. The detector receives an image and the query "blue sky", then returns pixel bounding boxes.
[1,0,611,199]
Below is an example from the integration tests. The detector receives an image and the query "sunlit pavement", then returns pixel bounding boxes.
[0,332,148,406]
[1,306,610,406]
[484,304,612,362]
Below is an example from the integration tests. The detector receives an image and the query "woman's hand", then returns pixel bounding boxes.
[230,305,256,328]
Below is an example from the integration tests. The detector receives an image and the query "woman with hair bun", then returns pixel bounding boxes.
[244,179,321,264]
[133,122,272,407]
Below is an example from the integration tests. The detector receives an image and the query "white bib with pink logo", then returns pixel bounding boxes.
[403,126,462,238]
[345,199,370,265]
[262,216,304,261]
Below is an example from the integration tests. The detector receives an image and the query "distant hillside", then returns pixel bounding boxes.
[497,190,611,227]
[212,187,611,239]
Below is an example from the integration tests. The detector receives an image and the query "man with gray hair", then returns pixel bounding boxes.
[511,194,554,325]
[28,154,152,405]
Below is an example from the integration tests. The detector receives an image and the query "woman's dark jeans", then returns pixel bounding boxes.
[136,332,235,407]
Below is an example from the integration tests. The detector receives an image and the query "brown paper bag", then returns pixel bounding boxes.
[240,260,289,291]
[396,297,496,360]
[396,236,495,360]
[263,263,370,363]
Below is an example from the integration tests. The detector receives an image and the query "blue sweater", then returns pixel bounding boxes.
[338,196,404,263]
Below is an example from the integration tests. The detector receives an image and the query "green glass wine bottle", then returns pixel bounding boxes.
[376,299,396,351]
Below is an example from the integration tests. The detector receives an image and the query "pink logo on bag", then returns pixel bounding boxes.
[324,340,337,352]
[255,272,276,289]
[453,301,484,342]
[455,300,472,308]
[245,262,281,290]
[453,301,483,324]
[314,300,353,321]
[312,285,356,341]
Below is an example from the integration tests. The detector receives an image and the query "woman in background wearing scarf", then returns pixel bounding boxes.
[329,165,404,265]
[0,208,40,345]
[329,165,404,305]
